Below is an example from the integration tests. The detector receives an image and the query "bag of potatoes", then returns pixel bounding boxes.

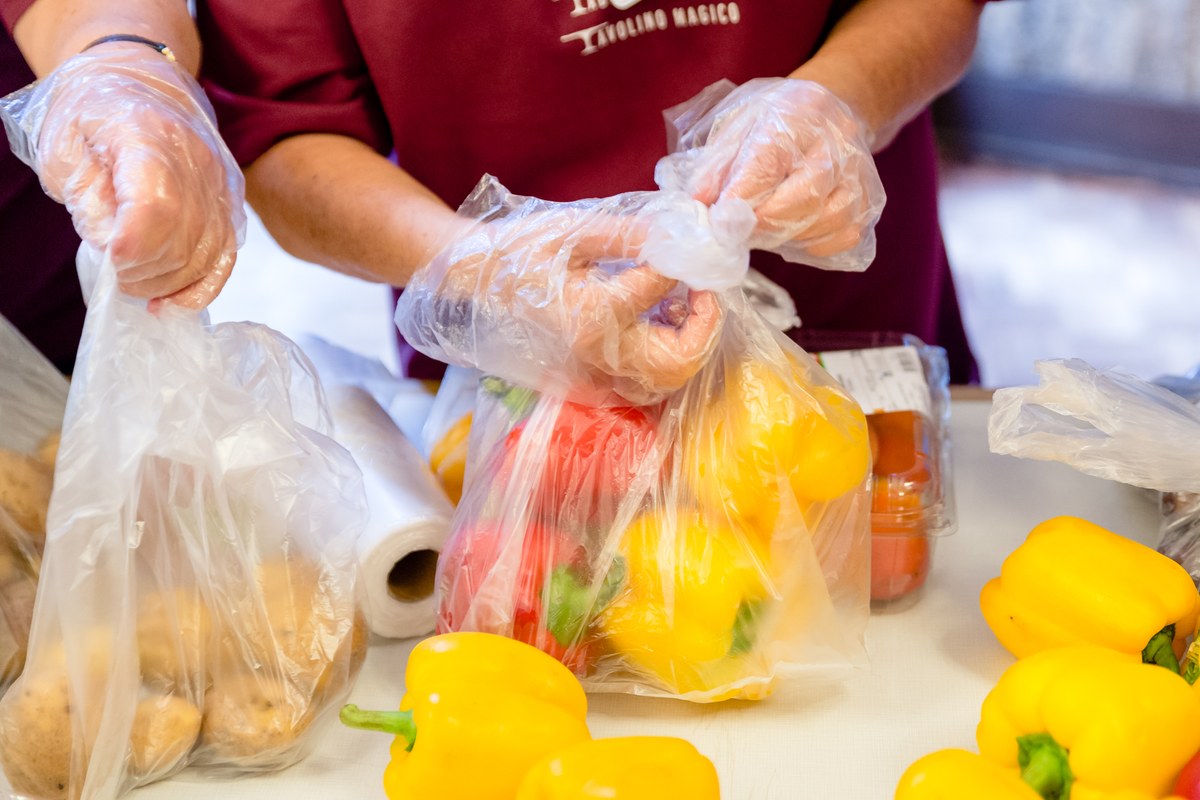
[0,313,67,693]
[0,250,369,800]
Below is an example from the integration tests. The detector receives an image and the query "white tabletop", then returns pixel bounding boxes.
[136,397,1161,799]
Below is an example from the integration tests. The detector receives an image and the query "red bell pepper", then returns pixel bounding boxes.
[1176,748,1200,799]
[436,522,605,674]
[502,400,660,524]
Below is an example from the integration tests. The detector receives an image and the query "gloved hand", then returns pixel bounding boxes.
[395,178,724,405]
[656,77,885,272]
[0,43,245,308]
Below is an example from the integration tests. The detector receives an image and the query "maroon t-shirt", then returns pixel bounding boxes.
[198,0,979,383]
[0,7,84,374]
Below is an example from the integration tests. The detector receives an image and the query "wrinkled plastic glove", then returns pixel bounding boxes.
[0,44,245,308]
[656,77,886,272]
[396,177,725,406]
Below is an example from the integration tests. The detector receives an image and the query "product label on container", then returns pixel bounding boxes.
[815,345,932,417]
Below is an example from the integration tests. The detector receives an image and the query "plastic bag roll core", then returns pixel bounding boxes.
[386,548,440,603]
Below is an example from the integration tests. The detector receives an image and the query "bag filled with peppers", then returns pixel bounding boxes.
[0,314,68,692]
[0,249,370,800]
[396,175,876,702]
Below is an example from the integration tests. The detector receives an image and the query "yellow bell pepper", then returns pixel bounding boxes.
[980,516,1200,671]
[339,632,591,800]
[975,646,1200,798]
[429,412,472,505]
[599,509,770,701]
[896,749,1043,799]
[895,749,1184,800]
[685,357,870,538]
[516,736,721,799]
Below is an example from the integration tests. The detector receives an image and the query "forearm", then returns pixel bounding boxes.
[13,0,199,76]
[792,0,982,151]
[245,134,466,287]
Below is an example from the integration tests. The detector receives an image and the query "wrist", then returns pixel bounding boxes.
[413,208,477,269]
[81,34,176,62]
[784,68,880,150]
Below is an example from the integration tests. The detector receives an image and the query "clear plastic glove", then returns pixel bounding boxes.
[656,77,886,271]
[0,44,245,308]
[395,177,725,405]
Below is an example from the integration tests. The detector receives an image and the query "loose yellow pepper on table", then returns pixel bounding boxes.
[599,508,771,701]
[340,631,591,799]
[980,516,1200,671]
[896,748,1050,799]
[516,736,720,799]
[975,646,1200,798]
[896,748,1187,800]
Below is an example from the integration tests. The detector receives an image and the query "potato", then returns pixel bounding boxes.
[214,559,364,698]
[0,575,35,686]
[0,615,22,691]
[0,448,52,539]
[136,588,211,690]
[38,431,61,469]
[128,695,202,783]
[196,674,311,768]
[0,547,17,588]
[0,671,74,799]
[0,680,203,797]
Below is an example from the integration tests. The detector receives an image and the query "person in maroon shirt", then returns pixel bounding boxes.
[1,0,244,341]
[195,0,989,384]
[0,24,81,373]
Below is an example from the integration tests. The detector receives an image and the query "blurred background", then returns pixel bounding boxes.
[208,0,1200,389]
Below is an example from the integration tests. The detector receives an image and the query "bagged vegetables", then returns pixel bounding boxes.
[0,315,68,691]
[397,177,874,701]
[0,250,369,800]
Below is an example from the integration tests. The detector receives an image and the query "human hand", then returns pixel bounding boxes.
[0,44,245,308]
[396,180,724,405]
[656,78,885,271]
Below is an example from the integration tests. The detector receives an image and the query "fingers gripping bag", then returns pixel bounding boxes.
[395,176,874,702]
[0,316,68,692]
[0,248,369,800]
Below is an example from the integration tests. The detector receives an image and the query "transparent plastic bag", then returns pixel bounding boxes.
[0,249,369,800]
[395,175,875,702]
[988,358,1200,582]
[433,290,872,702]
[988,359,1200,493]
[0,316,68,691]
[298,334,436,445]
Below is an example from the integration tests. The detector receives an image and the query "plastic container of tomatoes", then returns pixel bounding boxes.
[790,330,956,604]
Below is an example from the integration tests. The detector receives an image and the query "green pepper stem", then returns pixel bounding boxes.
[545,558,627,648]
[1183,645,1200,686]
[545,565,591,647]
[480,376,538,418]
[728,599,764,657]
[339,705,417,751]
[1143,624,1181,673]
[1017,733,1073,800]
